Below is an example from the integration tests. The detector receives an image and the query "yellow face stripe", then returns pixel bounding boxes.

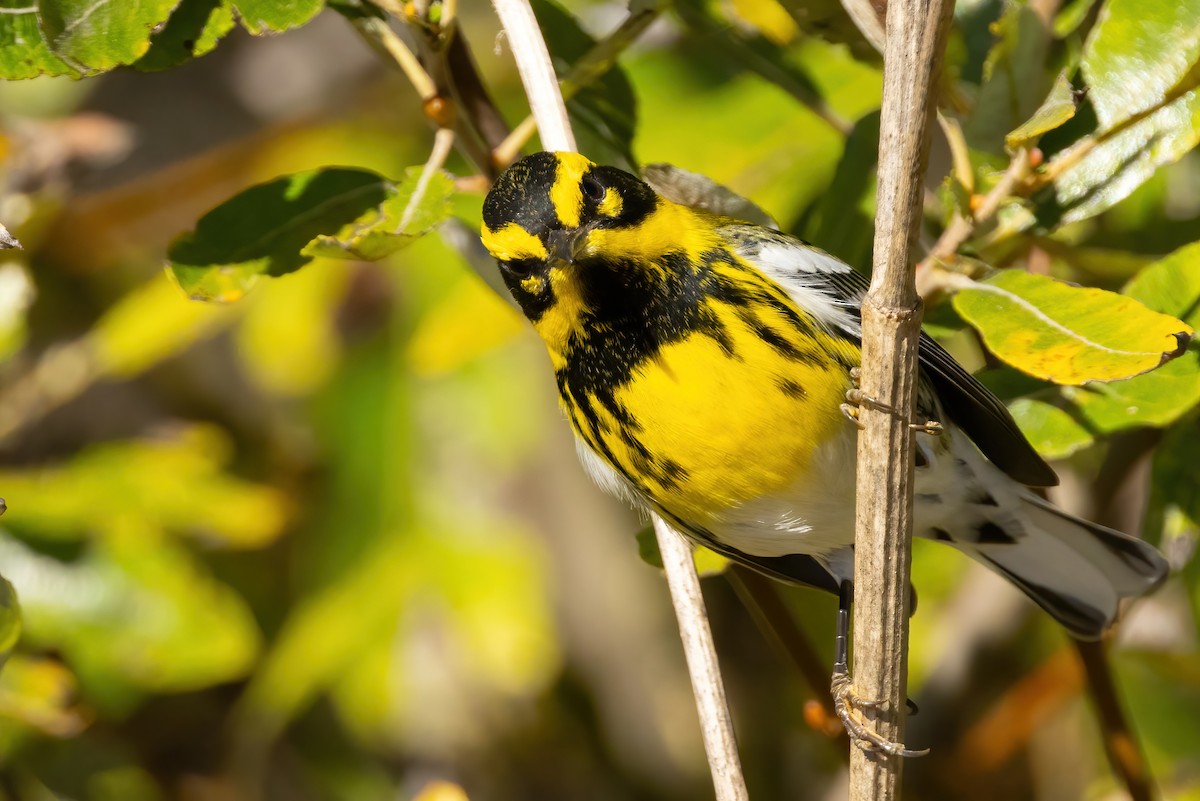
[532,265,588,363]
[585,199,718,265]
[481,222,546,261]
[548,152,594,228]
[598,187,623,218]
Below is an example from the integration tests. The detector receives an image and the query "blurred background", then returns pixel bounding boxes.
[1,0,1198,799]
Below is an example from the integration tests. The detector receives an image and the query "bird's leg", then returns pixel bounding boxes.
[830,581,930,758]
[840,367,944,435]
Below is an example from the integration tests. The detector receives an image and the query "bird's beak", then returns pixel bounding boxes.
[546,227,586,265]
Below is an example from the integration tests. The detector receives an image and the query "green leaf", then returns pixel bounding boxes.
[302,168,454,261]
[0,426,288,548]
[952,270,1193,385]
[0,532,261,706]
[798,111,880,272]
[1063,242,1200,431]
[1144,418,1200,548]
[0,3,76,79]
[1006,396,1095,459]
[167,168,391,302]
[1034,0,1200,226]
[1033,237,1155,281]
[1039,90,1200,227]
[134,0,236,72]
[0,575,20,670]
[233,0,324,34]
[1006,71,1079,152]
[39,0,180,72]
[1081,0,1200,132]
[530,0,638,168]
[965,3,1052,152]
[1053,0,1099,38]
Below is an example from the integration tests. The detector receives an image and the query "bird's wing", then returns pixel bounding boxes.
[725,228,1058,488]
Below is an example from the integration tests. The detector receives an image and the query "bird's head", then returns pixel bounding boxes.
[481,151,716,351]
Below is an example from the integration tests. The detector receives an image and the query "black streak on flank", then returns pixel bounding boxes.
[777,378,807,399]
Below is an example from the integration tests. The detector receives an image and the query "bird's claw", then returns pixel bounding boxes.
[843,369,943,437]
[831,670,929,759]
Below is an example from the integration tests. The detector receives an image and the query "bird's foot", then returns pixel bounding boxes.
[830,669,929,758]
[841,368,943,436]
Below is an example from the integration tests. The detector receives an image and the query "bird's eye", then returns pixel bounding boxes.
[503,258,539,278]
[581,174,605,203]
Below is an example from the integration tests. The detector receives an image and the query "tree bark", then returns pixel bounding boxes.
[849,0,952,798]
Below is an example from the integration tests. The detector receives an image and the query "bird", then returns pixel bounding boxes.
[479,150,1169,747]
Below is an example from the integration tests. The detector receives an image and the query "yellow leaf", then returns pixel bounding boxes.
[728,0,800,45]
[406,275,524,376]
[412,781,469,801]
[952,271,1192,386]
[92,273,236,377]
[237,261,347,396]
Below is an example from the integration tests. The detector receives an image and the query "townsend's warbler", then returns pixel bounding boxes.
[480,151,1168,639]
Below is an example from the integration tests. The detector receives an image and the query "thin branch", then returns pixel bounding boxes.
[654,518,750,801]
[493,5,660,167]
[727,566,850,752]
[348,14,438,101]
[489,3,747,797]
[839,0,886,54]
[398,127,456,232]
[923,148,1031,268]
[491,0,576,153]
[850,1,951,800]
[1074,639,1157,801]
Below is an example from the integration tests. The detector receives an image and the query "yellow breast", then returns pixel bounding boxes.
[585,298,856,529]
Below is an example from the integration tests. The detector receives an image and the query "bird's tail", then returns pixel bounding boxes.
[953,493,1168,639]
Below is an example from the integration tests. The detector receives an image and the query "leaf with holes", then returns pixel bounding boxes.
[167,168,391,303]
[135,0,237,72]
[302,168,454,262]
[38,0,181,72]
[0,3,77,79]
[234,0,325,34]
[1064,241,1200,431]
[952,270,1192,386]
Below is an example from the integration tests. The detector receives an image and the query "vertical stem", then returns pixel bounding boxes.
[489,3,746,797]
[850,0,951,799]
[490,0,577,153]
[1073,640,1157,801]
[654,517,750,801]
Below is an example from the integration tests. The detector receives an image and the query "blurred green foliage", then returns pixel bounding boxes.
[0,0,1199,799]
